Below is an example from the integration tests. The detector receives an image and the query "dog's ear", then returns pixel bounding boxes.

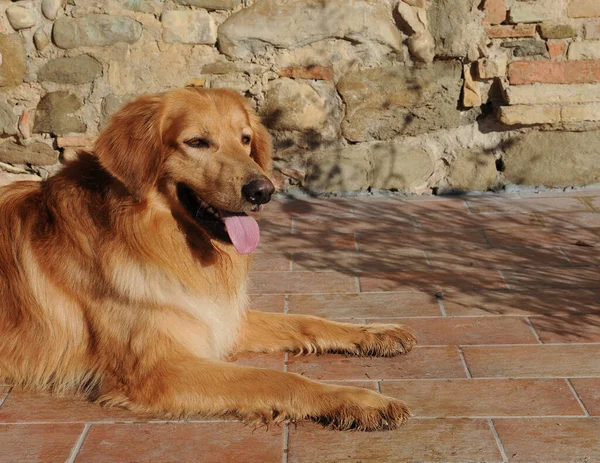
[94,94,165,198]
[249,112,273,173]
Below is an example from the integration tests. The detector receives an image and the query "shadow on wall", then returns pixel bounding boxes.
[256,196,600,340]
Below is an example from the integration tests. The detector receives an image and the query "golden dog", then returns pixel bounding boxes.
[0,88,416,430]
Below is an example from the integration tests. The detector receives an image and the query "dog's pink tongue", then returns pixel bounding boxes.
[219,212,260,255]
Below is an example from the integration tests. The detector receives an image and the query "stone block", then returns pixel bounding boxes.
[428,0,478,58]
[502,39,547,57]
[369,142,433,191]
[483,0,507,25]
[161,10,217,45]
[477,57,508,79]
[561,102,600,122]
[173,0,242,9]
[33,28,50,51]
[498,105,561,125]
[0,34,27,87]
[508,60,600,84]
[53,15,142,49]
[0,102,18,136]
[278,66,333,81]
[448,149,498,191]
[486,25,536,38]
[568,41,600,60]
[539,23,579,39]
[0,140,58,166]
[502,130,600,187]
[509,1,557,23]
[218,0,401,58]
[304,145,371,193]
[34,92,86,135]
[42,0,63,20]
[6,5,37,30]
[337,61,474,142]
[38,55,102,85]
[585,22,600,39]
[568,0,600,18]
[463,65,482,108]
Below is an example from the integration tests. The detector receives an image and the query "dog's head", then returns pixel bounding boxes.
[94,88,274,254]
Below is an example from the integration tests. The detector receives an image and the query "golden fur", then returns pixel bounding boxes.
[0,88,417,430]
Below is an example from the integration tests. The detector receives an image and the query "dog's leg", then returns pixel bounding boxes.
[100,357,410,431]
[235,311,416,357]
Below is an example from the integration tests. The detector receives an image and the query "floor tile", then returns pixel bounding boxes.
[249,272,358,294]
[287,419,502,463]
[541,212,600,229]
[529,315,600,343]
[292,215,417,233]
[356,230,488,251]
[291,249,429,273]
[561,245,600,266]
[0,391,149,423]
[427,247,571,269]
[485,227,600,248]
[467,196,589,214]
[368,317,538,346]
[380,379,583,417]
[262,197,354,218]
[463,345,600,378]
[416,212,543,231]
[503,267,600,290]
[250,252,291,272]
[287,347,467,380]
[287,292,441,318]
[257,232,356,253]
[248,294,286,312]
[442,289,600,317]
[359,269,507,292]
[0,423,83,463]
[494,418,600,462]
[0,385,9,404]
[75,423,284,463]
[569,378,600,416]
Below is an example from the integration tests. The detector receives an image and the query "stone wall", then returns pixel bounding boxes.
[1,0,600,194]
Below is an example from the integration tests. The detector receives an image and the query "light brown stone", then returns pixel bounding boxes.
[506,83,600,105]
[448,149,498,191]
[561,102,600,122]
[0,140,58,166]
[568,41,600,60]
[463,65,482,108]
[0,34,27,87]
[498,105,561,126]
[477,57,508,79]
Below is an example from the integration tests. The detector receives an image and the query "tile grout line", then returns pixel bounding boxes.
[376,381,382,393]
[284,295,289,314]
[525,317,544,344]
[457,346,473,379]
[66,423,91,463]
[0,386,12,408]
[435,292,448,317]
[497,269,512,290]
[282,423,289,463]
[565,378,591,417]
[488,419,509,463]
[355,276,361,293]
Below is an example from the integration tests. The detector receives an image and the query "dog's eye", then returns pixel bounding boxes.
[241,135,251,145]
[185,138,210,149]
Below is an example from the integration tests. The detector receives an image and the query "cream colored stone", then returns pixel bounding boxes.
[397,2,425,35]
[463,65,481,108]
[561,103,600,122]
[506,84,600,105]
[498,105,561,125]
[568,40,600,60]
[477,57,508,79]
[448,149,498,191]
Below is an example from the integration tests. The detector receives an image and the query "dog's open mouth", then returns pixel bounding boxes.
[177,184,260,255]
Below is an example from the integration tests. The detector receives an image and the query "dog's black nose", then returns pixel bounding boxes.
[242,177,275,205]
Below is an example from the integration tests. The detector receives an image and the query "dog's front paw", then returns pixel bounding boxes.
[314,387,411,431]
[353,323,417,357]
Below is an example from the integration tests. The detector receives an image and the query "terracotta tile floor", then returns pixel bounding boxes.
[3,191,600,462]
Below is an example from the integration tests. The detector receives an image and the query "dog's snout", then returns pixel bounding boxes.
[242,178,275,205]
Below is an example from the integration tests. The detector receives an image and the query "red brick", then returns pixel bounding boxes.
[248,294,286,312]
[250,253,291,272]
[570,378,600,415]
[463,345,600,377]
[287,347,466,380]
[467,196,589,213]
[427,247,571,269]
[529,314,600,343]
[547,39,567,59]
[494,418,600,462]
[291,249,429,273]
[503,267,600,290]
[417,212,542,230]
[287,292,441,318]
[508,60,600,85]
[257,232,356,253]
[486,24,536,38]
[249,272,357,294]
[278,65,333,80]
[483,0,507,24]
[568,0,600,18]
[287,420,503,463]
[381,379,584,417]
[356,230,488,251]
[0,424,84,463]
[375,317,537,345]
[442,289,600,316]
[485,227,600,247]
[359,269,507,292]
[77,423,284,463]
[0,391,148,423]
